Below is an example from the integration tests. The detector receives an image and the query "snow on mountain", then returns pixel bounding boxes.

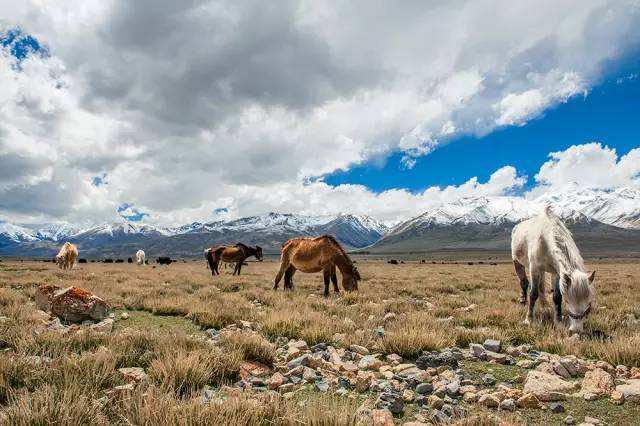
[388,196,534,236]
[0,222,38,242]
[34,222,84,241]
[76,222,174,238]
[385,187,640,236]
[535,186,640,229]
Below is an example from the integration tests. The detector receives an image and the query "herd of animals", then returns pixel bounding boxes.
[49,207,596,334]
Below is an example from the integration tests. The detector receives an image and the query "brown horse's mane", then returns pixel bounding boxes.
[317,235,352,265]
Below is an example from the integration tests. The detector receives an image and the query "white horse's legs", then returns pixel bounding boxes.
[525,267,543,325]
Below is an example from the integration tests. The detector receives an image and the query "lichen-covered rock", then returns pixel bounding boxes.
[50,286,109,323]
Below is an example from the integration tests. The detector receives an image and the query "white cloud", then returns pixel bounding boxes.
[1,1,640,226]
[530,143,640,196]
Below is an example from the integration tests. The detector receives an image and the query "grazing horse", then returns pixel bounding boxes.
[55,242,78,270]
[511,206,596,334]
[205,243,263,276]
[136,250,146,265]
[274,235,361,297]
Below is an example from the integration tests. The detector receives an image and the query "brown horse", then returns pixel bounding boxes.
[204,243,263,276]
[274,235,361,297]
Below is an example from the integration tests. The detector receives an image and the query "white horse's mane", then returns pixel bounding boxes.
[543,206,586,274]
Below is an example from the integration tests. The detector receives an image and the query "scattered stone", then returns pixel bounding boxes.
[286,354,310,370]
[267,372,286,390]
[90,318,114,333]
[377,391,404,415]
[615,379,640,403]
[416,351,458,369]
[483,339,501,353]
[610,390,624,405]
[523,370,578,401]
[427,394,444,409]
[478,394,500,408]
[118,367,148,383]
[119,312,130,320]
[564,414,575,425]
[358,355,383,370]
[445,381,460,397]
[383,312,397,322]
[315,380,329,392]
[482,374,496,386]
[372,409,394,426]
[499,398,516,411]
[470,344,485,358]
[516,359,537,369]
[356,371,374,392]
[549,402,565,413]
[516,393,542,409]
[578,368,614,399]
[349,344,369,355]
[387,354,402,365]
[583,416,601,425]
[415,383,434,395]
[485,351,509,364]
[402,389,415,402]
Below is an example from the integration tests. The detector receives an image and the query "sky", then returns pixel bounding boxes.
[1,1,640,227]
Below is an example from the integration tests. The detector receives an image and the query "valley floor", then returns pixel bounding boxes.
[1,260,640,425]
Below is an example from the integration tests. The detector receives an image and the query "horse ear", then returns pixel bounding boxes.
[588,270,596,283]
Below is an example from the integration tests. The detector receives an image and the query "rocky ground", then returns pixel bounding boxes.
[12,308,640,426]
[3,260,640,425]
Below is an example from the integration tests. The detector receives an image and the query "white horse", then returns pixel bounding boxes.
[136,250,146,265]
[511,206,596,334]
[56,242,78,270]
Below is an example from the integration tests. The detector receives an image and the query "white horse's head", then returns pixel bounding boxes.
[563,270,596,334]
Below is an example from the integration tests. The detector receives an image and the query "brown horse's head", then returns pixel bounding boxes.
[254,246,263,261]
[343,264,361,291]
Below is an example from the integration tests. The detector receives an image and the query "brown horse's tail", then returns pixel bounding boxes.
[204,248,215,271]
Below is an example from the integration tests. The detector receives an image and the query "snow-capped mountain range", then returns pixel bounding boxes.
[388,186,640,234]
[0,213,389,257]
[1,187,639,257]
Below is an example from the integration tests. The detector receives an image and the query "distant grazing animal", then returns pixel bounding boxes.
[55,242,78,270]
[511,206,596,334]
[205,243,263,276]
[136,250,145,265]
[78,258,87,264]
[388,259,398,265]
[127,257,133,263]
[274,235,360,297]
[156,257,172,265]
[103,258,113,263]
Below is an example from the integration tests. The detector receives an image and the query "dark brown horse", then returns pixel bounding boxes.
[204,243,263,276]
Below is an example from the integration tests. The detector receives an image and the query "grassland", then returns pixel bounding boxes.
[1,258,640,425]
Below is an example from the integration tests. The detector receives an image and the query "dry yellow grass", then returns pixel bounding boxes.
[1,258,640,423]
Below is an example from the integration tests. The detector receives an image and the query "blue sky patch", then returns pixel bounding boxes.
[0,28,47,62]
[324,59,640,194]
[91,173,107,187]
[116,203,149,222]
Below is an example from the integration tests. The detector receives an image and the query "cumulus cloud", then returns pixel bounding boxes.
[530,143,640,196]
[1,1,640,226]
